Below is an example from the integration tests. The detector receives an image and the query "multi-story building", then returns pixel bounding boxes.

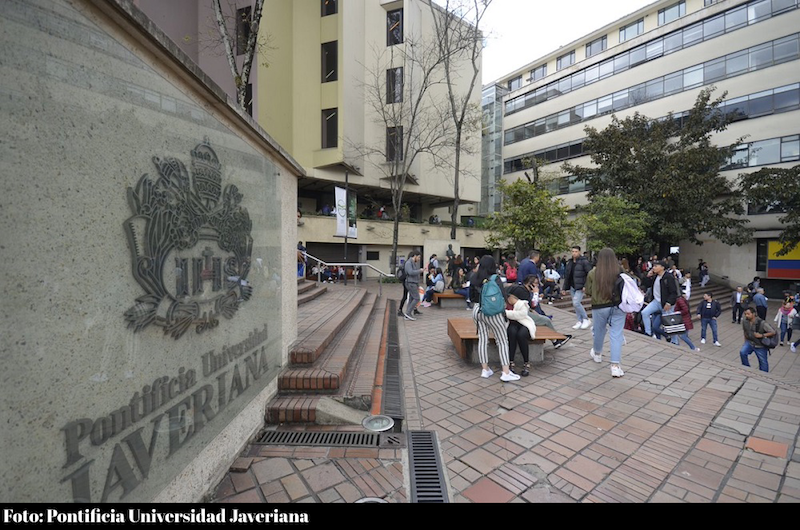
[136,0,488,276]
[488,0,800,292]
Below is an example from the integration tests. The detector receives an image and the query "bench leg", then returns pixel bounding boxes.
[531,342,545,364]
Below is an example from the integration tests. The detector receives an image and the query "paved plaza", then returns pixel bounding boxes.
[214,282,800,503]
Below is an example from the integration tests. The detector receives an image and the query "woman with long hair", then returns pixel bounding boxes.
[398,250,422,320]
[584,248,627,377]
[469,255,519,381]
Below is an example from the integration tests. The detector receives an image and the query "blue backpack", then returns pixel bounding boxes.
[480,275,505,316]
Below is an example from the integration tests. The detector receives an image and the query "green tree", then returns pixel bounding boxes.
[577,195,651,257]
[563,87,753,255]
[738,164,800,256]
[485,178,572,259]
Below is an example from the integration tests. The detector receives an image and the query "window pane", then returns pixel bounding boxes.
[557,110,571,127]
[545,115,558,132]
[774,35,800,63]
[664,72,683,94]
[750,43,773,70]
[612,90,629,111]
[726,50,749,75]
[749,139,780,166]
[704,57,725,83]
[748,0,772,23]
[322,41,338,82]
[748,92,773,116]
[387,9,403,46]
[557,146,570,160]
[569,142,583,157]
[645,78,664,100]
[772,0,796,14]
[597,95,613,115]
[558,76,571,94]
[782,136,800,161]
[322,108,338,148]
[774,84,800,110]
[598,59,613,79]
[683,22,703,45]
[646,39,664,61]
[729,146,749,168]
[725,97,749,122]
[572,71,585,89]
[585,65,599,84]
[683,65,703,89]
[701,16,723,40]
[725,6,747,31]
[613,53,630,73]
[630,45,646,66]
[664,32,682,54]
[534,119,546,136]
[524,123,536,140]
[583,101,597,119]
[629,83,646,105]
[321,0,337,16]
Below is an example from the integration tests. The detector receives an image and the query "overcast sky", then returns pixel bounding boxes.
[480,0,657,84]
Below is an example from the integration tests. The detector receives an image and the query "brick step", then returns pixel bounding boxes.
[298,281,317,295]
[278,293,377,392]
[298,284,328,305]
[266,397,321,424]
[290,288,368,365]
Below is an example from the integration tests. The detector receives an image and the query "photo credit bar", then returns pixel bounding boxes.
[2,507,315,525]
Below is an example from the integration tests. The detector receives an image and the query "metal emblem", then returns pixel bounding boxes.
[124,140,253,339]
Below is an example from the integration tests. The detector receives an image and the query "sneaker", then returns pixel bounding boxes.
[589,348,602,363]
[402,313,416,321]
[500,371,521,382]
[700,338,706,344]
[780,342,784,346]
[414,309,422,315]
[572,321,582,330]
[397,310,404,317]
[714,341,721,347]
[580,319,592,330]
[695,348,701,352]
[466,305,472,310]
[480,368,494,378]
[792,343,797,353]
[553,335,573,349]
[611,365,624,378]
[547,301,553,305]
[521,363,530,377]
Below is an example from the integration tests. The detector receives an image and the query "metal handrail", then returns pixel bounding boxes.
[300,251,395,297]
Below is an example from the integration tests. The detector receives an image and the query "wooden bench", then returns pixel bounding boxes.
[432,290,467,308]
[447,317,567,364]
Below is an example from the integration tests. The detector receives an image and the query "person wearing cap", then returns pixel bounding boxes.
[641,260,679,338]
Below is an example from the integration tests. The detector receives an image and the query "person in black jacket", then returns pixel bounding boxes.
[561,246,593,330]
[641,260,679,338]
[696,291,722,346]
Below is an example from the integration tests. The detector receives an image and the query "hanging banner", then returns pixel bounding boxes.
[335,186,357,239]
[767,240,800,279]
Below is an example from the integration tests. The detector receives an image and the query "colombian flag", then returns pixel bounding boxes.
[767,241,800,280]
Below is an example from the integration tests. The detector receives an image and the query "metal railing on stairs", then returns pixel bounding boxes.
[300,251,394,297]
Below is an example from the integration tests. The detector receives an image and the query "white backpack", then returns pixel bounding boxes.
[616,273,645,313]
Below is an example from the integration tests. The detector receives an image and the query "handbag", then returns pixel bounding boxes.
[759,321,778,349]
[661,311,685,334]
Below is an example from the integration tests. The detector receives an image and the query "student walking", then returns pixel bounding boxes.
[562,246,593,330]
[400,251,422,321]
[669,296,699,351]
[584,248,627,378]
[696,292,722,346]
[740,307,777,372]
[774,301,797,346]
[470,255,519,382]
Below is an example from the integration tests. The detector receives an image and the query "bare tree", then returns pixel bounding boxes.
[354,36,454,274]
[429,0,492,239]
[211,0,265,111]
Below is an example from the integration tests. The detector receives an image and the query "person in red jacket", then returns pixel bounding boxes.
[668,296,699,351]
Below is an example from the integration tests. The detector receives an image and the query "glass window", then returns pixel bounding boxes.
[749,90,773,116]
[583,100,597,119]
[750,43,773,70]
[701,15,723,40]
[646,39,664,60]
[772,0,796,14]
[585,65,599,84]
[507,76,522,91]
[748,0,772,23]
[534,119,546,136]
[725,6,747,31]
[387,9,403,46]
[545,115,558,132]
[236,6,251,56]
[659,1,686,26]
[598,59,614,79]
[569,142,583,157]
[726,50,749,76]
[322,41,338,82]
[557,145,570,160]
[386,126,403,161]
[663,32,682,54]
[629,83,646,105]
[774,84,800,111]
[572,70,585,90]
[613,53,630,73]
[645,78,664,101]
[613,89,629,111]
[573,104,585,122]
[524,123,536,140]
[725,96,749,122]
[664,72,683,94]
[728,145,749,168]
[321,0,337,16]
[535,87,548,105]
[557,51,575,71]
[558,76,571,94]
[597,94,613,115]
[322,108,338,148]
[531,64,547,82]
[557,110,571,128]
[774,35,800,64]
[749,139,780,166]
[386,67,403,103]
[630,45,646,66]
[683,65,703,89]
[782,135,800,162]
[586,36,607,58]
[504,130,515,145]
[704,57,725,83]
[619,19,644,42]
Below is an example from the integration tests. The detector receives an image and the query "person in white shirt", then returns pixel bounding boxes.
[543,266,561,303]
[682,271,692,301]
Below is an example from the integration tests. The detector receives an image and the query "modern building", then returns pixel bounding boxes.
[136,0,489,276]
[487,0,800,292]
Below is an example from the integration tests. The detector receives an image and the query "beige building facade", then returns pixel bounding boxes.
[490,0,800,291]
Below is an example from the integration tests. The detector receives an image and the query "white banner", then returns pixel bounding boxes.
[335,187,357,239]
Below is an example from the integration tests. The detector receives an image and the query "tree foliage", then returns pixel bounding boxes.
[577,195,651,257]
[485,179,572,259]
[738,164,800,256]
[563,87,753,250]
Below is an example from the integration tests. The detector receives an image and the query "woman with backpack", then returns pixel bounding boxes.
[504,255,518,283]
[584,248,627,378]
[470,255,519,382]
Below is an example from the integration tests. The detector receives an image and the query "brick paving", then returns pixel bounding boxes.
[212,281,800,504]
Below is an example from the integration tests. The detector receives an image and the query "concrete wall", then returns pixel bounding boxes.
[0,0,301,503]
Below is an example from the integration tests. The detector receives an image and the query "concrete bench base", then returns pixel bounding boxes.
[447,317,567,364]
[432,290,468,309]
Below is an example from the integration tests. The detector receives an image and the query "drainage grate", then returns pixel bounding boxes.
[257,431,380,447]
[383,300,404,420]
[408,431,449,503]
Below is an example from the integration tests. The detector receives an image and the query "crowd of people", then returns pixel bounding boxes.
[395,246,800,381]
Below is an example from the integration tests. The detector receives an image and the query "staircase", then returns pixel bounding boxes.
[265,282,387,425]
[549,278,734,321]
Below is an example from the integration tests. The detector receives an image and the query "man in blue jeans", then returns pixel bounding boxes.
[561,246,592,330]
[740,307,776,372]
[696,291,722,347]
[641,260,678,338]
